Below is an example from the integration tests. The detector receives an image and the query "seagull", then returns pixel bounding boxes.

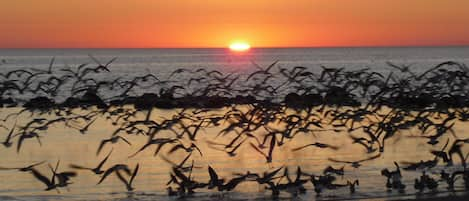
[292,142,339,151]
[160,153,199,172]
[347,180,359,194]
[245,60,279,82]
[29,167,58,191]
[97,164,131,185]
[49,160,77,188]
[115,163,140,191]
[385,61,417,77]
[1,121,16,148]
[30,57,55,74]
[167,142,203,156]
[16,131,42,153]
[96,136,131,155]
[129,138,178,157]
[218,175,247,192]
[70,149,113,174]
[323,165,344,176]
[207,166,224,189]
[88,54,116,71]
[168,68,192,79]
[0,161,46,172]
[329,153,381,168]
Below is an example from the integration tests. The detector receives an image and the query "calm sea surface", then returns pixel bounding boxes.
[1,47,469,75]
[1,47,469,201]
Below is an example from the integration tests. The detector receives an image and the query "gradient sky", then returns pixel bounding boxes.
[1,0,469,48]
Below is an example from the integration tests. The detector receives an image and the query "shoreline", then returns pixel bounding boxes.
[392,192,469,201]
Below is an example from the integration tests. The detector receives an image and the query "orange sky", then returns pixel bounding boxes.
[1,0,469,48]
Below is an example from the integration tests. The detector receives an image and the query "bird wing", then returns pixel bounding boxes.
[119,165,132,175]
[69,164,92,170]
[208,166,219,182]
[167,173,178,185]
[96,139,110,155]
[129,164,140,186]
[60,172,77,178]
[386,61,404,71]
[230,138,246,153]
[97,167,116,184]
[172,167,189,182]
[153,143,166,156]
[167,144,184,155]
[314,142,339,150]
[96,149,113,170]
[128,143,151,158]
[4,123,16,142]
[47,57,55,73]
[88,54,102,66]
[118,136,132,145]
[250,60,263,71]
[328,158,352,164]
[245,70,268,81]
[25,161,47,170]
[105,57,117,67]
[265,60,279,72]
[263,166,283,180]
[114,171,130,188]
[291,144,310,151]
[50,160,60,184]
[30,168,53,187]
[357,153,381,163]
[193,143,203,156]
[16,134,26,153]
[178,153,192,167]
[222,176,246,191]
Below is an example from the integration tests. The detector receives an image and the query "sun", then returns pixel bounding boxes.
[229,42,251,52]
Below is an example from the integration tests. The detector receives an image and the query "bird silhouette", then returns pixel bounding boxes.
[292,142,339,151]
[1,121,16,148]
[97,164,131,185]
[115,163,139,191]
[0,161,46,172]
[167,142,203,156]
[329,153,381,168]
[129,138,178,157]
[70,149,113,174]
[16,131,42,153]
[49,160,77,189]
[96,136,131,155]
[29,167,58,191]
[207,166,224,190]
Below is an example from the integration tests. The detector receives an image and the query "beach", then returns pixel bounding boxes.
[1,47,469,200]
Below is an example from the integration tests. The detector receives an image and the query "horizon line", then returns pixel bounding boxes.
[1,44,469,49]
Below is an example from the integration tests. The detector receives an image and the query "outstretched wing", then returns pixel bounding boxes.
[69,164,92,170]
[30,168,53,187]
[129,164,140,186]
[96,148,113,170]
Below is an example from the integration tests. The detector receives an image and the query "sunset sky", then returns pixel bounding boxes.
[1,0,469,48]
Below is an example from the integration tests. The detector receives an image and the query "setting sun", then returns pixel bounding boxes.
[229,42,251,52]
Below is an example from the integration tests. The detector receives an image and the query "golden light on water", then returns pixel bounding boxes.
[229,42,251,52]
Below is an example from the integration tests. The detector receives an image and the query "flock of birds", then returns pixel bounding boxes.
[2,57,469,199]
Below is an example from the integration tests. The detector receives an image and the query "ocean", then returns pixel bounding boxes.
[2,47,469,75]
[1,47,469,201]
[1,47,469,102]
